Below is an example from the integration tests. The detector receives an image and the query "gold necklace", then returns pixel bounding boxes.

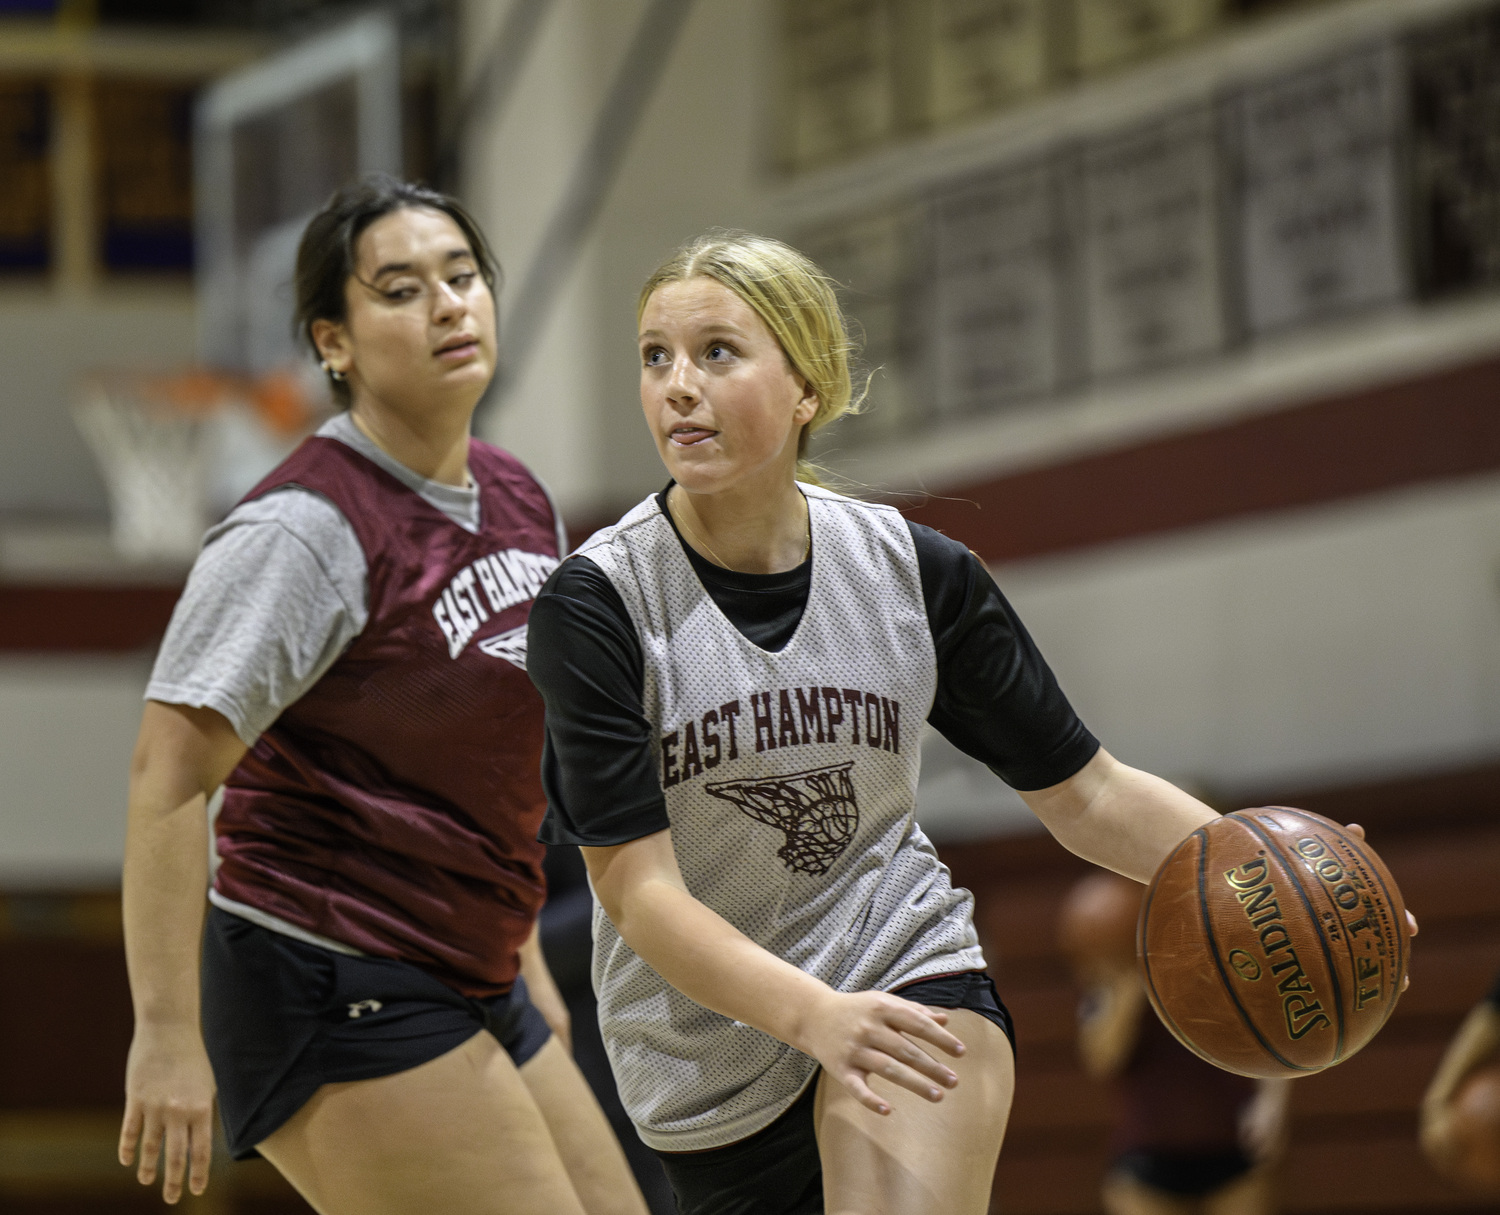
[671,490,810,572]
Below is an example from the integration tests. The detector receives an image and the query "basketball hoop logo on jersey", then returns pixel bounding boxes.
[477,626,529,669]
[432,548,560,659]
[705,762,859,875]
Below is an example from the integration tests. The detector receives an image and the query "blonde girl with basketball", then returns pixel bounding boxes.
[525,232,1240,1214]
[117,175,647,1215]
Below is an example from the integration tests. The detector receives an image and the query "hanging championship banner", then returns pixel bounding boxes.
[929,0,1054,128]
[798,206,926,440]
[0,80,51,272]
[95,79,197,273]
[1079,104,1227,380]
[782,0,896,172]
[1068,0,1224,77]
[1409,8,1500,299]
[931,157,1070,416]
[1234,42,1407,334]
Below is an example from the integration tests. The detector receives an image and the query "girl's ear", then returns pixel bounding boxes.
[310,318,352,378]
[793,376,820,427]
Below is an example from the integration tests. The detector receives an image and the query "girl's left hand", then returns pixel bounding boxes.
[795,989,966,1116]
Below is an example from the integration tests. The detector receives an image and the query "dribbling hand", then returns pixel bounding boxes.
[118,1023,218,1203]
[797,989,966,1115]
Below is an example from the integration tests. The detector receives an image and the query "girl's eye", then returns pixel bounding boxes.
[707,344,729,360]
[383,285,420,301]
[643,347,667,366]
[451,271,476,288]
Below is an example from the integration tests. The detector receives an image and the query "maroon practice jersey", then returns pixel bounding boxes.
[215,436,560,997]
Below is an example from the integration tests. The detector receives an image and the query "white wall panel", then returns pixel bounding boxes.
[462,0,775,519]
[918,473,1500,840]
[461,0,614,514]
[0,655,151,886]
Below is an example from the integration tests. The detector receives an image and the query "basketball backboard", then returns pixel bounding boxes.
[195,11,402,375]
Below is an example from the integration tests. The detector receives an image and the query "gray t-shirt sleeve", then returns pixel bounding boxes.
[146,487,369,745]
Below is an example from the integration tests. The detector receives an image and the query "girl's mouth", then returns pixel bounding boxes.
[670,427,717,447]
[436,338,480,362]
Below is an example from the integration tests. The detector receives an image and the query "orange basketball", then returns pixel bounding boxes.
[1445,1061,1500,1193]
[1059,871,1142,968]
[1138,807,1411,1079]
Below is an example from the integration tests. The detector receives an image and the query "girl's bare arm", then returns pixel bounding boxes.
[1019,748,1219,883]
[119,701,246,1204]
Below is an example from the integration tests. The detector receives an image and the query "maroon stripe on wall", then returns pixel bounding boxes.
[0,585,182,652]
[902,356,1500,564]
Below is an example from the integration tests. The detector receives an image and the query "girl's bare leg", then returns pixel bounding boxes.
[818,1009,1015,1215]
[258,1031,586,1215]
[520,1036,650,1215]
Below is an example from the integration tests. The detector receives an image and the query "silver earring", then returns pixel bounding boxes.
[321,360,347,383]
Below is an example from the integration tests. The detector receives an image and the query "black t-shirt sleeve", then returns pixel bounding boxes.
[527,557,671,847]
[910,521,1100,791]
[1489,969,1500,1011]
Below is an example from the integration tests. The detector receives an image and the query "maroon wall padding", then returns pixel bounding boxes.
[903,356,1500,564]
[0,585,182,652]
[1255,761,1500,836]
[0,937,134,1109]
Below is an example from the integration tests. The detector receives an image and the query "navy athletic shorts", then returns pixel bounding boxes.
[655,970,1015,1215]
[201,906,552,1159]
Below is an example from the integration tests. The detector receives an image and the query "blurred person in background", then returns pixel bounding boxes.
[1420,968,1500,1191]
[1060,871,1291,1215]
[117,174,647,1215]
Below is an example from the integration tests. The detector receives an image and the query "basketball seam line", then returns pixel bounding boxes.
[1275,806,1408,1018]
[1141,835,1231,1070]
[1139,845,1191,1061]
[1198,824,1308,1074]
[1272,808,1366,1043]
[1239,813,1347,1063]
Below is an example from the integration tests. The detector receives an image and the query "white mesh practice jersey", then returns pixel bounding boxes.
[576,484,986,1151]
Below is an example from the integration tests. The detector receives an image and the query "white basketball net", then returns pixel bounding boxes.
[74,376,215,564]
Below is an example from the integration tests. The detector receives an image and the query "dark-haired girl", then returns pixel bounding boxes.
[117,176,648,1215]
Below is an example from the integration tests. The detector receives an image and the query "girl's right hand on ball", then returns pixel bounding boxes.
[797,989,966,1115]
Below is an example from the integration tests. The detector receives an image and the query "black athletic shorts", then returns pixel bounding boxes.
[1111,1148,1255,1196]
[201,906,551,1159]
[656,970,1015,1215]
